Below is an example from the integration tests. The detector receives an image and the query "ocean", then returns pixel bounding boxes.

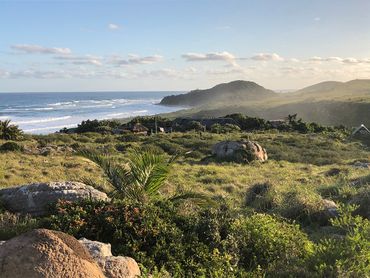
[0,91,183,134]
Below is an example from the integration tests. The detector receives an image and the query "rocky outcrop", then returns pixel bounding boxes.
[79,238,141,278]
[0,182,110,216]
[212,140,268,162]
[317,199,339,223]
[0,229,105,278]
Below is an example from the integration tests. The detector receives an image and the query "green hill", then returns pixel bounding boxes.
[159,79,370,127]
[159,80,277,106]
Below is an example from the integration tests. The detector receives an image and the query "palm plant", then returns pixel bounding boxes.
[0,120,22,140]
[78,148,211,204]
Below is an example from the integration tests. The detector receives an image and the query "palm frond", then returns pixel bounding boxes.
[128,149,171,197]
[77,149,132,197]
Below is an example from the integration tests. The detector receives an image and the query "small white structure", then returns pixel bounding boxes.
[352,124,370,137]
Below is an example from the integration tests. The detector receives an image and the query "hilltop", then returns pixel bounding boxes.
[160,80,276,106]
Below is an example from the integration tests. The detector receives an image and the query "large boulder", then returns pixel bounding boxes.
[212,140,268,162]
[79,238,141,278]
[0,229,105,278]
[0,181,110,216]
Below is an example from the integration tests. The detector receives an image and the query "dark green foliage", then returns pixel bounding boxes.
[75,119,120,133]
[47,199,314,276]
[225,113,270,130]
[245,182,275,211]
[0,141,24,152]
[0,120,23,140]
[229,214,313,271]
[47,200,236,276]
[310,205,370,277]
[210,123,241,133]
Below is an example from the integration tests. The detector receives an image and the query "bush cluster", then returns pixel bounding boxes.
[0,120,23,140]
[44,199,370,276]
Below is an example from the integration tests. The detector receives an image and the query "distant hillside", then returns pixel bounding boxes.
[294,81,343,95]
[159,79,370,127]
[160,80,276,106]
[294,79,370,100]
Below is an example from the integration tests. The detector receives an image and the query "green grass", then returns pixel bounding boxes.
[1,131,368,222]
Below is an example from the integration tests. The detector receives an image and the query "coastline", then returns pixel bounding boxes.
[0,91,185,134]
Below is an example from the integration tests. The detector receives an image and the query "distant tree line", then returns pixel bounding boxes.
[60,114,348,135]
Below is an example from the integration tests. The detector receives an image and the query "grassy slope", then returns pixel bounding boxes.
[1,132,369,214]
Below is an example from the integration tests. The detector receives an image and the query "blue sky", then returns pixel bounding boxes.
[1,0,370,92]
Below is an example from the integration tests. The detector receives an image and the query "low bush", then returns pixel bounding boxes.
[47,200,319,276]
[310,205,370,277]
[229,213,313,273]
[0,141,24,152]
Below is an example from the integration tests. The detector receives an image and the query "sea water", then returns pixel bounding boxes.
[0,91,183,134]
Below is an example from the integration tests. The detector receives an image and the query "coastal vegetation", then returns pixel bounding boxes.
[0,116,369,276]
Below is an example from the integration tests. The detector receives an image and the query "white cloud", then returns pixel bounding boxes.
[342,57,360,64]
[288,58,300,63]
[108,23,120,30]
[182,51,236,62]
[54,54,103,66]
[7,68,101,79]
[314,17,321,21]
[250,53,284,61]
[308,56,370,65]
[11,44,72,55]
[109,54,163,66]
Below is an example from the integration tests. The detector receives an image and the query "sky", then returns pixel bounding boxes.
[1,0,370,92]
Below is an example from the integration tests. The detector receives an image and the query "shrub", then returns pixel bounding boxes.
[76,119,119,133]
[0,141,24,152]
[245,182,276,211]
[211,123,241,133]
[229,213,313,272]
[310,205,370,277]
[0,120,23,140]
[47,200,237,276]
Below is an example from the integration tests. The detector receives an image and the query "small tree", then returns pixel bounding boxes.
[78,148,210,204]
[0,120,23,140]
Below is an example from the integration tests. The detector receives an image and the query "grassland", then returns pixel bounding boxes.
[1,131,369,216]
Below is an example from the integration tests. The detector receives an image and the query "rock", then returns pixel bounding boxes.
[79,238,113,259]
[352,161,370,169]
[349,194,370,219]
[102,256,141,278]
[325,168,345,177]
[0,241,5,246]
[0,229,105,278]
[321,199,339,219]
[212,140,268,162]
[0,181,110,216]
[79,238,141,278]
